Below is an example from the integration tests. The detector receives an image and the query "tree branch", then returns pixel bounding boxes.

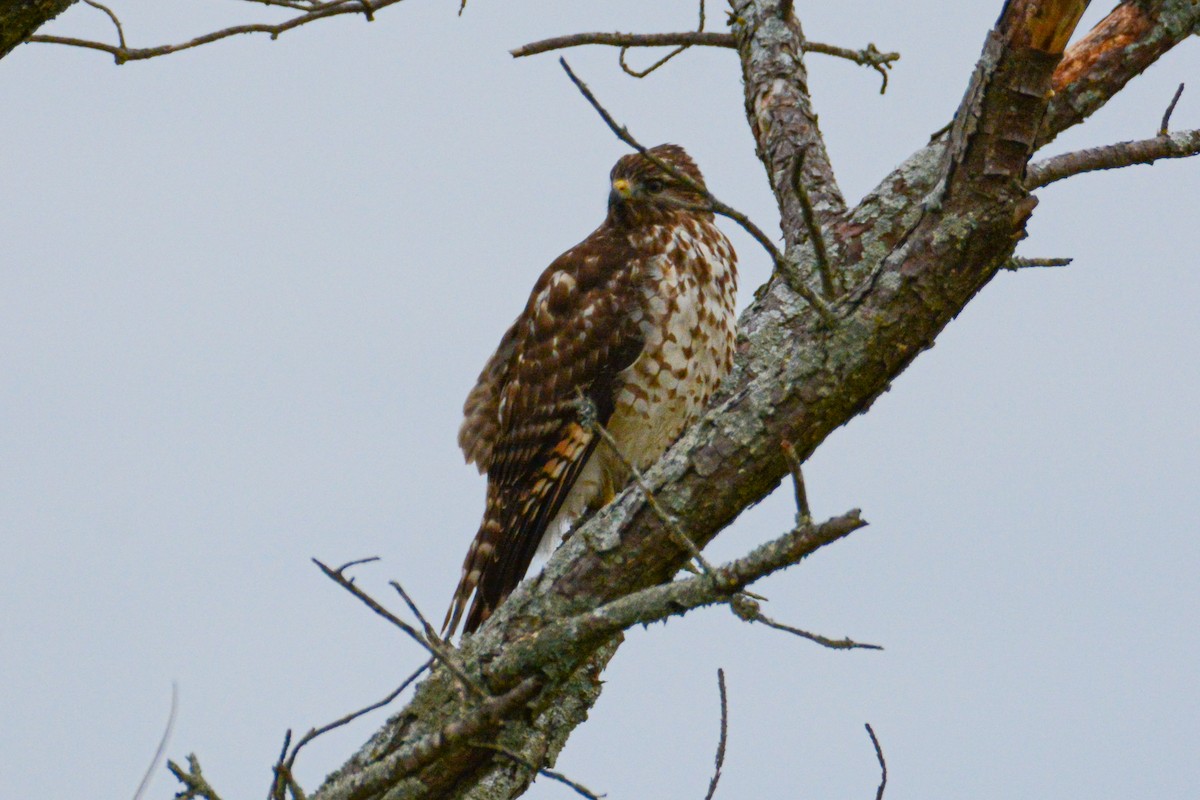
[510,29,900,87]
[269,660,431,800]
[488,510,866,683]
[26,0,405,64]
[865,723,887,800]
[1026,128,1200,189]
[703,669,728,800]
[133,683,178,800]
[1041,0,1200,147]
[0,0,77,60]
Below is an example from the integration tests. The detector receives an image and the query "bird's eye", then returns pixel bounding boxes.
[644,179,665,194]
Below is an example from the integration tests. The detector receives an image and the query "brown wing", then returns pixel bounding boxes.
[444,228,646,635]
[458,317,520,473]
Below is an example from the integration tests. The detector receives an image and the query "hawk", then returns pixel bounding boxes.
[444,144,738,636]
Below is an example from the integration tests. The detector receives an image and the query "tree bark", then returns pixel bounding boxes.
[0,0,76,60]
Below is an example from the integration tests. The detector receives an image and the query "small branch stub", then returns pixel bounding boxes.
[1160,83,1185,136]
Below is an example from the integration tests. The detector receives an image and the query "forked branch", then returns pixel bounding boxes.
[511,31,899,91]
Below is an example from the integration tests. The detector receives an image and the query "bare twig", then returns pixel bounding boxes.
[703,669,728,800]
[492,511,867,681]
[353,677,544,790]
[132,682,177,800]
[618,0,705,79]
[468,741,605,800]
[865,723,888,800]
[334,555,381,574]
[756,611,883,651]
[28,0,403,65]
[390,579,443,643]
[729,594,883,651]
[1159,83,1185,136]
[804,41,896,93]
[271,660,432,800]
[789,149,837,298]
[1026,129,1200,189]
[512,33,900,91]
[618,44,686,78]
[313,558,485,697]
[789,150,837,298]
[167,754,224,800]
[558,57,836,326]
[82,0,125,50]
[576,394,715,579]
[780,440,811,526]
[1004,256,1073,270]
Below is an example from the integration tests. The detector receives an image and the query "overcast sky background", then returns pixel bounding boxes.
[2,2,1197,798]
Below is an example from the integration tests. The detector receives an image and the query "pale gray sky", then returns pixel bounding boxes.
[2,2,1197,799]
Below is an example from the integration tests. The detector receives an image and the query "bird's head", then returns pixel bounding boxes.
[607,144,709,226]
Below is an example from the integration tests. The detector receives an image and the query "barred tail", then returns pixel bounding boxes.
[443,493,504,637]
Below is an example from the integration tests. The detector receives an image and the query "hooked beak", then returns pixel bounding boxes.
[609,178,633,206]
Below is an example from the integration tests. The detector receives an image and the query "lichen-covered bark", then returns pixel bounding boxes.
[308,2,1198,798]
[0,0,76,59]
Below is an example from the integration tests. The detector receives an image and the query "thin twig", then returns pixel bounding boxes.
[274,659,431,799]
[1003,256,1073,270]
[167,754,224,800]
[361,677,544,788]
[557,57,836,326]
[865,723,888,800]
[729,594,882,651]
[619,44,687,78]
[335,555,381,574]
[82,0,126,50]
[469,741,605,800]
[493,511,867,680]
[618,0,705,79]
[804,41,896,93]
[780,440,811,526]
[313,558,485,697]
[28,0,402,65]
[1159,83,1185,136]
[575,394,716,578]
[269,730,294,800]
[790,150,837,298]
[1026,128,1200,189]
[132,682,177,800]
[703,669,728,800]
[390,580,444,643]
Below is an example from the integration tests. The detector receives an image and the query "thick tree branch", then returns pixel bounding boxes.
[733,0,848,228]
[1026,128,1200,188]
[0,0,77,59]
[1041,0,1200,147]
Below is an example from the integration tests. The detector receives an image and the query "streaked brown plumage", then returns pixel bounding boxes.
[444,144,738,636]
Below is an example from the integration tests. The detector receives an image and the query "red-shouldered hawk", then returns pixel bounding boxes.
[444,144,738,636]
